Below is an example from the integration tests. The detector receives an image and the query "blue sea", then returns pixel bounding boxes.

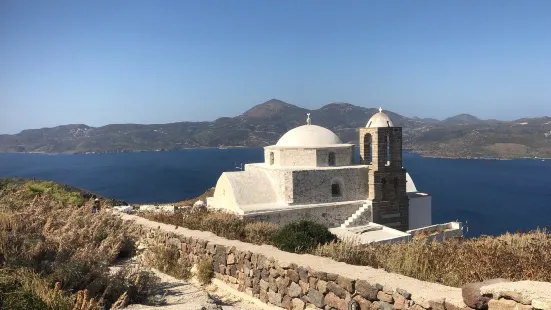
[1,149,550,238]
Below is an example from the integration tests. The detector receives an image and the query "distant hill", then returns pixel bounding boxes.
[1,99,550,159]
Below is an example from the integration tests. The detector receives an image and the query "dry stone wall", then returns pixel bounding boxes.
[119,212,551,310]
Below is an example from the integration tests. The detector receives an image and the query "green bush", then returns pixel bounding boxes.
[272,220,337,253]
[196,257,214,285]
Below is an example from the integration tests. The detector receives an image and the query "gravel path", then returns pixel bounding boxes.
[111,259,262,310]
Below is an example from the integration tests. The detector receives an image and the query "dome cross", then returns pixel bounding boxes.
[306,113,311,125]
[379,107,383,113]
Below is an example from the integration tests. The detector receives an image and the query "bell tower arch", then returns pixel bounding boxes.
[359,108,409,231]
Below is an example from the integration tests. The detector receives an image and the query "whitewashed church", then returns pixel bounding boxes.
[207,109,462,244]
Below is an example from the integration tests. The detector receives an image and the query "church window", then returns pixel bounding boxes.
[270,152,274,165]
[363,134,373,164]
[331,183,341,197]
[393,177,399,198]
[381,178,388,201]
[328,152,336,166]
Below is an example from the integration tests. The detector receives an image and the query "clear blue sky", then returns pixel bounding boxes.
[1,0,551,134]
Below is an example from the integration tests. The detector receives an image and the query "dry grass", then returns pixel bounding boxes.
[0,179,160,309]
[142,244,192,280]
[139,208,276,245]
[314,229,551,287]
[243,222,279,245]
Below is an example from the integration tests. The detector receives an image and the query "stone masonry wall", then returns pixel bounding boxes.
[245,202,362,228]
[119,212,551,310]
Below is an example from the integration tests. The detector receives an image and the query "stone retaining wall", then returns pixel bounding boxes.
[117,212,551,310]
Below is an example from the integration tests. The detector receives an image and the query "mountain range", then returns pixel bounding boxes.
[1,99,550,159]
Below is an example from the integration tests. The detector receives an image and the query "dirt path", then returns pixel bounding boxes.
[111,259,263,310]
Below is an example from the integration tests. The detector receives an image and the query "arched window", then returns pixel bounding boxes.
[381,178,388,201]
[393,177,399,198]
[363,134,373,164]
[328,152,336,166]
[385,134,391,166]
[270,152,274,165]
[331,180,342,197]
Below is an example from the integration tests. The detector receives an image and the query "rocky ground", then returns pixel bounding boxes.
[110,259,263,310]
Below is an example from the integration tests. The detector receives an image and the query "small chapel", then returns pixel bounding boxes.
[207,109,461,243]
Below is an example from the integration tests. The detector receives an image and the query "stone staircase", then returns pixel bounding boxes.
[341,202,373,228]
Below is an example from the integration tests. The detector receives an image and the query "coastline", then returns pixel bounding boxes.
[1,147,550,161]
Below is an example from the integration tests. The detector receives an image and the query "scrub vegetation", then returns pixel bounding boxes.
[139,189,551,288]
[0,179,161,310]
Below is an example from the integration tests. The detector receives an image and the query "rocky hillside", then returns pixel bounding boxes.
[1,99,550,159]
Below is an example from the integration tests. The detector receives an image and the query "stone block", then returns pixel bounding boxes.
[462,278,509,309]
[261,269,270,281]
[392,292,406,309]
[308,289,326,308]
[288,269,300,283]
[370,301,394,310]
[377,291,394,304]
[353,295,372,310]
[268,291,283,307]
[488,299,518,310]
[298,267,309,282]
[228,265,237,277]
[309,277,319,290]
[227,253,235,265]
[336,275,355,294]
[260,290,269,303]
[327,273,339,282]
[410,296,430,309]
[260,279,270,292]
[292,298,306,310]
[325,292,347,310]
[317,280,328,294]
[356,280,379,301]
[327,281,347,299]
[313,271,328,281]
[288,282,303,298]
[283,295,292,309]
[396,288,411,299]
[300,280,310,294]
[269,277,278,292]
[277,276,291,293]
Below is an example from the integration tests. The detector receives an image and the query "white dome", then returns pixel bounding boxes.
[366,107,394,128]
[276,125,343,147]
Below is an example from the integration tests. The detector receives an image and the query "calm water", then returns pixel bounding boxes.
[1,149,550,238]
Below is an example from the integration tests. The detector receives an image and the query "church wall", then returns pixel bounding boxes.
[260,168,294,204]
[210,173,240,214]
[244,202,363,228]
[408,194,432,230]
[279,148,317,167]
[315,146,355,167]
[290,167,369,205]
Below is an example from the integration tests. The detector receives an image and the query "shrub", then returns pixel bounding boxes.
[200,212,246,240]
[272,220,337,253]
[196,257,214,285]
[243,222,278,245]
[143,244,192,280]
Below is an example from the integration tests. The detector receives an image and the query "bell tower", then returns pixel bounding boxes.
[359,108,409,231]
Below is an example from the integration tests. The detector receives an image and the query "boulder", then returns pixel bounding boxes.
[462,278,510,309]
